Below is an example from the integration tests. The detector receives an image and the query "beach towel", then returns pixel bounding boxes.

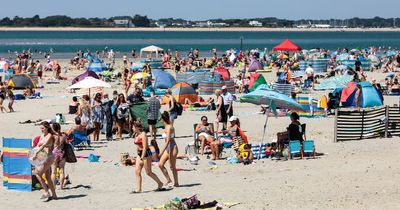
[251,144,267,159]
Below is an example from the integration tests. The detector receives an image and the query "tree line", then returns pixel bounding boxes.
[0,15,398,28]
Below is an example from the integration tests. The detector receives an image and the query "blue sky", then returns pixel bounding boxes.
[1,0,399,20]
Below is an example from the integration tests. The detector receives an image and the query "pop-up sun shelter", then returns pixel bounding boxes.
[72,70,99,85]
[7,74,36,89]
[249,73,267,91]
[152,69,176,89]
[340,82,383,108]
[248,59,264,72]
[162,82,198,104]
[88,61,107,73]
[215,67,231,81]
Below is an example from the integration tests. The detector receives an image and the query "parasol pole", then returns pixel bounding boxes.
[259,100,272,160]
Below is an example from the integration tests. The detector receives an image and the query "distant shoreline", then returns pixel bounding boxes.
[1,27,400,32]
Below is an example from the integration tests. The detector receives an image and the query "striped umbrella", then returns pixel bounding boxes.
[169,82,198,104]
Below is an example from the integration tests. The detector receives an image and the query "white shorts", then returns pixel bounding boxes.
[198,132,211,139]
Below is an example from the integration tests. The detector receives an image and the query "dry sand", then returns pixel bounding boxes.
[0,59,400,210]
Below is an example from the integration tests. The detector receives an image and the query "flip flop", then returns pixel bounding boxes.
[154,187,167,192]
[129,191,140,194]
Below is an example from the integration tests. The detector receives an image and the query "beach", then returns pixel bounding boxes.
[0,57,399,210]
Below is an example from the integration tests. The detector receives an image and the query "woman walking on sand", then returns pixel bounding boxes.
[131,119,165,193]
[158,111,179,188]
[34,121,57,201]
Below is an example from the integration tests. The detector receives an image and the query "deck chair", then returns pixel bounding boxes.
[288,140,303,159]
[302,140,316,158]
[193,123,219,155]
[72,130,90,149]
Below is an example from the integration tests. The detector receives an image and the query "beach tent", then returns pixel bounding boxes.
[340,82,383,108]
[140,45,164,59]
[248,59,263,72]
[273,39,302,51]
[249,73,267,91]
[215,67,231,81]
[176,71,211,85]
[7,74,36,89]
[162,82,198,104]
[87,61,107,73]
[130,102,164,131]
[2,138,32,191]
[199,80,235,95]
[152,69,176,89]
[72,70,99,85]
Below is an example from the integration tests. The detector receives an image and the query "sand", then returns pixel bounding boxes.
[0,59,400,210]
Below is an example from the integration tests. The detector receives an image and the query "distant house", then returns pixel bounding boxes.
[113,19,134,27]
[207,21,229,27]
[194,22,208,27]
[249,21,262,27]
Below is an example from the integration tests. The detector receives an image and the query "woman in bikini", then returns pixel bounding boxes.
[196,116,215,156]
[131,119,164,193]
[159,111,179,188]
[51,123,68,190]
[34,121,57,201]
[0,82,8,113]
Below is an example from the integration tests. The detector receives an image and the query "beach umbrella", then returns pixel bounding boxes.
[67,76,111,97]
[277,54,289,59]
[386,50,397,57]
[315,74,353,90]
[240,84,304,158]
[130,72,150,81]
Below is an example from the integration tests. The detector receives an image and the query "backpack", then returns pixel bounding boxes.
[117,103,129,119]
[175,102,183,116]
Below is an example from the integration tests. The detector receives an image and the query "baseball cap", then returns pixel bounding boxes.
[221,86,227,90]
[229,116,238,122]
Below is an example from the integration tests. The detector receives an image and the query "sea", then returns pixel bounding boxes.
[1,31,400,58]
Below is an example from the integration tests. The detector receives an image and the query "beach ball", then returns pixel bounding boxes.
[28,147,48,166]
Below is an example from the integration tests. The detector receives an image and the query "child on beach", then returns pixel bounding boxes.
[237,144,253,165]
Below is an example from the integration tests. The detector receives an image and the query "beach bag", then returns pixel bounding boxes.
[181,194,201,209]
[175,102,183,116]
[64,143,77,163]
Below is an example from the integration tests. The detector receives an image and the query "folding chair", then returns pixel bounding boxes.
[302,140,316,158]
[288,140,303,159]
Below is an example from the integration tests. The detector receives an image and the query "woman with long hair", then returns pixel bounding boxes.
[114,93,129,140]
[158,111,179,188]
[164,89,177,126]
[91,93,104,141]
[77,95,91,127]
[131,119,164,193]
[51,123,68,190]
[34,121,57,200]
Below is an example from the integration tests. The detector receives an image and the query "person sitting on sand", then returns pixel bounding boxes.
[68,96,79,115]
[237,144,253,165]
[131,119,164,194]
[184,96,214,107]
[196,116,216,156]
[23,86,35,97]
